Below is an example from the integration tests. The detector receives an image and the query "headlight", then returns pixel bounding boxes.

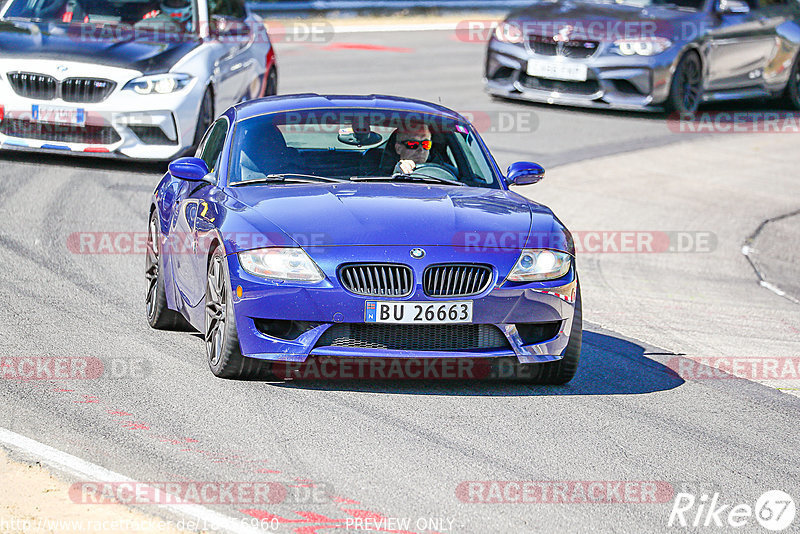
[507,249,571,282]
[613,38,672,56]
[239,248,324,282]
[494,21,524,44]
[123,73,193,95]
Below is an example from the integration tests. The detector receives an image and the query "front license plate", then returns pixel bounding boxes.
[365,301,473,324]
[526,59,588,82]
[32,105,86,127]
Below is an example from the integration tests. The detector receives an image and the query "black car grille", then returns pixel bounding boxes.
[8,72,57,100]
[7,72,115,103]
[62,78,116,103]
[423,264,493,297]
[0,118,121,145]
[315,323,511,351]
[529,36,599,59]
[519,74,601,96]
[339,264,413,297]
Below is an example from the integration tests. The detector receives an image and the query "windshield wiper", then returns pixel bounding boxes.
[231,173,342,186]
[351,173,464,186]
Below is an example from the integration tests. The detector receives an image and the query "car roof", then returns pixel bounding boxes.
[232,94,466,123]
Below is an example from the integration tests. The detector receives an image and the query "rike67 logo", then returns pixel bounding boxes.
[669,490,796,530]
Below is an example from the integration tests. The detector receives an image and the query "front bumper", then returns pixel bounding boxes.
[225,248,579,365]
[0,61,204,160]
[485,39,681,111]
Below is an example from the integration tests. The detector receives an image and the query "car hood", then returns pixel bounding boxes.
[0,20,201,74]
[508,0,702,38]
[226,183,570,252]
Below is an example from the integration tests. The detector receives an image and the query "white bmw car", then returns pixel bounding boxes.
[0,0,276,160]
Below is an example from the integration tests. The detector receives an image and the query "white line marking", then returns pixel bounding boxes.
[0,427,264,534]
[741,245,799,304]
[760,281,800,304]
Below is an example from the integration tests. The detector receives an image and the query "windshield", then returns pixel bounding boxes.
[228,108,501,189]
[3,0,197,32]
[577,0,704,8]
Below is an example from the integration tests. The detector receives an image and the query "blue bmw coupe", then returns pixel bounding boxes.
[146,94,581,383]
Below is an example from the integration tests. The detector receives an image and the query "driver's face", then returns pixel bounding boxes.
[395,125,432,165]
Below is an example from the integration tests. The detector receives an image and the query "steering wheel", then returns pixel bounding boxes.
[411,163,459,181]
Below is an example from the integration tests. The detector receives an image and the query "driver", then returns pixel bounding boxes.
[141,0,192,30]
[393,124,432,174]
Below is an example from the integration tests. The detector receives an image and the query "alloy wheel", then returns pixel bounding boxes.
[679,58,702,113]
[205,255,227,367]
[145,217,159,321]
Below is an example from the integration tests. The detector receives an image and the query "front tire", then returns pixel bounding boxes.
[666,52,703,115]
[782,55,800,110]
[264,67,278,97]
[205,246,273,379]
[146,212,191,330]
[192,87,214,148]
[242,68,277,102]
[517,287,583,385]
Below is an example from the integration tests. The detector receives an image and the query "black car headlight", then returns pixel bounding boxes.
[507,249,571,282]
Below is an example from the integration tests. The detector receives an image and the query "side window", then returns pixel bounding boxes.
[208,0,248,37]
[758,0,787,8]
[200,119,228,173]
[208,0,246,19]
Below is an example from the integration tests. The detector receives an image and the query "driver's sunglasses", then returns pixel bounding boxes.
[399,139,432,151]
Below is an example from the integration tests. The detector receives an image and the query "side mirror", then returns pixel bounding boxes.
[717,0,750,15]
[506,161,545,186]
[169,157,209,182]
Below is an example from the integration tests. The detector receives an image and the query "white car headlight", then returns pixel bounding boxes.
[507,249,571,282]
[494,21,524,44]
[239,248,324,282]
[123,73,193,95]
[613,38,672,56]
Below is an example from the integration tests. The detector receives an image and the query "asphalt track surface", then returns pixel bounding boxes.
[1,28,799,533]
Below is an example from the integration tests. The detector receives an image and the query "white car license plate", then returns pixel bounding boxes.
[527,59,588,82]
[32,105,86,127]
[365,301,472,324]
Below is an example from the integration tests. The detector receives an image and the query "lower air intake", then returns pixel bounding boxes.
[314,323,511,351]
